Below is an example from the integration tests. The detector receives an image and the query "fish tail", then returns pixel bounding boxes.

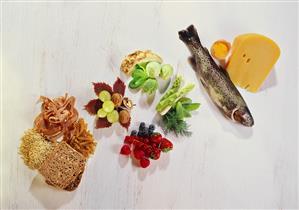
[178,25,202,47]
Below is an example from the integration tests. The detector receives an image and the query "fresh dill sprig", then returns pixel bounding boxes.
[162,109,192,137]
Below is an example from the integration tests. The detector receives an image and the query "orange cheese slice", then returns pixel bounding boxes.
[226,34,280,92]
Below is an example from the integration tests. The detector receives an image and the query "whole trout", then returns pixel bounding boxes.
[178,25,254,127]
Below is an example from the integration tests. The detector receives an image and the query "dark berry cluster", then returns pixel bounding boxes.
[130,122,156,137]
[120,122,173,168]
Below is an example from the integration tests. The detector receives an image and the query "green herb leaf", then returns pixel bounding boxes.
[162,109,192,137]
[183,103,201,111]
[182,109,192,118]
[175,102,184,120]
[179,97,192,105]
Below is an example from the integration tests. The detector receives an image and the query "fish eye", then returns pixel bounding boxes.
[232,109,242,122]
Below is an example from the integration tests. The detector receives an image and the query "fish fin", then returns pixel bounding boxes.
[186,25,201,43]
[178,25,202,45]
[188,56,197,71]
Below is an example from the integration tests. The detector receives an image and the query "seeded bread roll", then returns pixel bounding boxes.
[39,141,86,189]
[120,50,163,75]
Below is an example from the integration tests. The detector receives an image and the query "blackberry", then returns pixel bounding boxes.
[138,127,148,137]
[139,122,146,131]
[149,124,155,131]
[143,127,149,137]
[130,130,137,136]
[138,131,144,137]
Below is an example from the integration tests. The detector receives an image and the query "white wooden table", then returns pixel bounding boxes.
[2,2,298,209]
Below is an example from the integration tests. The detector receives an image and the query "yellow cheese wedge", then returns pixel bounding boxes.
[226,34,280,92]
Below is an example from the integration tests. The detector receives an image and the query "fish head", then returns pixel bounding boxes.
[232,107,254,127]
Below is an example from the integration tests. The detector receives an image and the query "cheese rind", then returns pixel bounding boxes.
[226,34,280,92]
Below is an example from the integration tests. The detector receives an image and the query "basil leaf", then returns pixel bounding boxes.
[179,97,192,105]
[183,103,200,111]
[183,109,192,118]
[175,102,185,120]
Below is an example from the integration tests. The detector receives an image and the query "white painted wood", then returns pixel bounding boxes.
[2,2,298,209]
